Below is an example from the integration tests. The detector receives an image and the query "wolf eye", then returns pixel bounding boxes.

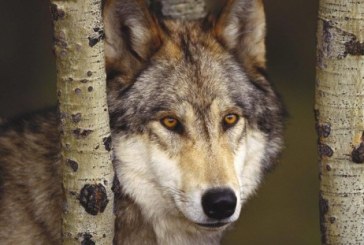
[160,116,182,132]
[223,114,239,130]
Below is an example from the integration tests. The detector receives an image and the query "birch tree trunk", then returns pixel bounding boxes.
[152,0,206,20]
[316,1,364,244]
[50,0,114,244]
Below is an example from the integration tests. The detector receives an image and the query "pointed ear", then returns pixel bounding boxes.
[103,0,162,79]
[209,0,266,74]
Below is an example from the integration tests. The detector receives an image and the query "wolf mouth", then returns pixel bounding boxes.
[196,222,229,229]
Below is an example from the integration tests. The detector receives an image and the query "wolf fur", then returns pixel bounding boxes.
[0,0,284,244]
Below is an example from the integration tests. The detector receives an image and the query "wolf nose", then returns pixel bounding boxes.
[202,188,237,220]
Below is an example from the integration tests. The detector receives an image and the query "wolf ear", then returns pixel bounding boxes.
[208,0,266,74]
[103,0,162,79]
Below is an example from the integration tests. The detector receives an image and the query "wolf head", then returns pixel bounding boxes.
[104,0,284,230]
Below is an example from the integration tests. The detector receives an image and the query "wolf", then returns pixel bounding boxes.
[0,0,284,244]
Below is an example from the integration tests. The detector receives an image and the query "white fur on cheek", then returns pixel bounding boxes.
[149,144,182,201]
[114,135,182,221]
[175,189,207,224]
[148,141,210,225]
[230,140,247,221]
[239,129,267,201]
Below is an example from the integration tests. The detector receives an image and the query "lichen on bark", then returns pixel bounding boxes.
[316,0,364,244]
[50,0,115,244]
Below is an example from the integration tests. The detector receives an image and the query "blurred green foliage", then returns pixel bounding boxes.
[0,0,319,244]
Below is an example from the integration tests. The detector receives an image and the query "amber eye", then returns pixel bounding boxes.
[223,113,239,130]
[160,116,181,132]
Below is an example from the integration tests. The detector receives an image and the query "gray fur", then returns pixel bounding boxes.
[0,0,284,244]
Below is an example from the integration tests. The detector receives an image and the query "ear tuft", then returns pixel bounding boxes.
[103,0,162,77]
[207,0,267,73]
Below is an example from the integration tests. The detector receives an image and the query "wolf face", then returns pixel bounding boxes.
[0,0,284,244]
[104,0,284,235]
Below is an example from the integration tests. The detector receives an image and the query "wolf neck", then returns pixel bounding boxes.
[114,193,223,245]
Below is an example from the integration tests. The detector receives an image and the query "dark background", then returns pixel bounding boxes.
[0,0,319,244]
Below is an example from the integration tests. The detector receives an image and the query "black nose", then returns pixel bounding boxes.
[201,188,237,220]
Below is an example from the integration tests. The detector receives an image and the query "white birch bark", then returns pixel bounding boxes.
[316,0,364,244]
[153,0,206,19]
[50,0,115,244]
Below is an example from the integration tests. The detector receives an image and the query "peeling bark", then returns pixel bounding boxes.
[316,0,364,244]
[50,0,114,244]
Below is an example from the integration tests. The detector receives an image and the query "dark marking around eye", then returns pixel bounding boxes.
[222,114,239,131]
[160,117,184,134]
